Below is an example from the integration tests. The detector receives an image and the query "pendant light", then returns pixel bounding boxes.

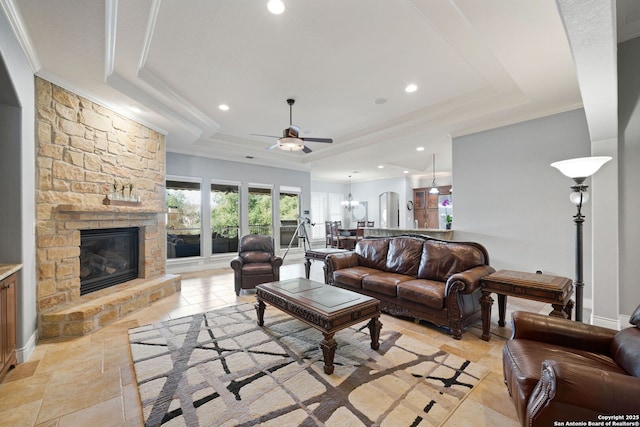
[429,153,439,194]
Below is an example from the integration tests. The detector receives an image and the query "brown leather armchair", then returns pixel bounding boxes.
[502,307,640,426]
[230,235,283,296]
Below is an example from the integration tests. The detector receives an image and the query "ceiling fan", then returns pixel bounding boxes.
[251,98,333,153]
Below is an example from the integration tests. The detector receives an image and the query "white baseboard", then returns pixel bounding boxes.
[17,330,37,363]
[590,314,621,330]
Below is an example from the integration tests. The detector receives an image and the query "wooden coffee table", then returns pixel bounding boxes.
[480,270,574,341]
[255,278,381,374]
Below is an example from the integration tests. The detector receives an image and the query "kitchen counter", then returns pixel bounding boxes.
[0,264,22,281]
[364,228,453,240]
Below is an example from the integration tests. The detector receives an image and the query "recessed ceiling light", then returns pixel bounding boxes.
[416,146,424,151]
[403,170,409,174]
[405,84,418,93]
[378,165,384,169]
[267,0,285,14]
[218,104,229,111]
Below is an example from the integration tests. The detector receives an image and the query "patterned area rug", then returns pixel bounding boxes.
[129,303,488,427]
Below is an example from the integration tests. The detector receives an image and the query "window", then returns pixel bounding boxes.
[211,182,240,254]
[248,186,272,235]
[310,192,327,239]
[279,188,300,249]
[166,179,202,258]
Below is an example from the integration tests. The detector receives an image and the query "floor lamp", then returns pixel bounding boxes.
[550,156,612,322]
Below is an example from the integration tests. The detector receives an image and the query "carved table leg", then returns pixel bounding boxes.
[480,290,494,341]
[320,333,337,374]
[255,299,265,326]
[368,316,382,350]
[497,294,507,327]
[564,299,574,320]
[304,257,311,279]
[550,303,569,318]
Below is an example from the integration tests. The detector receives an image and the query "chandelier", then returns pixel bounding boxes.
[341,175,359,211]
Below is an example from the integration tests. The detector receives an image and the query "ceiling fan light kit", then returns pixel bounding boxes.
[278,137,304,151]
[252,99,333,154]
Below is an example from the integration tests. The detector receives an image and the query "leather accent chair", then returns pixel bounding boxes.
[502,306,640,426]
[230,235,283,296]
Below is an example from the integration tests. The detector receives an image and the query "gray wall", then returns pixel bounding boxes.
[0,11,37,359]
[618,36,640,314]
[452,109,592,285]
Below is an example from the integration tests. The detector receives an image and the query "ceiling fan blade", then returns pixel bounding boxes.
[265,144,279,151]
[302,146,313,153]
[301,137,333,143]
[251,133,280,138]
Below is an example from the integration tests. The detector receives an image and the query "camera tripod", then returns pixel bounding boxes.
[282,217,313,261]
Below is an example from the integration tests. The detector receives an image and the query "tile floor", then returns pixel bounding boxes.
[0,260,551,426]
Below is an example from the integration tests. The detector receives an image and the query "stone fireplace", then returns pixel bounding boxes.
[35,77,180,339]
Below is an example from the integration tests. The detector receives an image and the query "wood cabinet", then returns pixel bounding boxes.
[0,271,17,382]
[413,186,452,229]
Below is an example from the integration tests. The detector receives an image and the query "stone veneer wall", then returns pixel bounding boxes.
[35,77,168,336]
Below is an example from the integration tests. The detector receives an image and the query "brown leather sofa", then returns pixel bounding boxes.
[502,308,640,426]
[325,235,494,339]
[230,235,283,296]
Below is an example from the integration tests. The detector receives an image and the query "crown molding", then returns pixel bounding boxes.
[0,0,41,72]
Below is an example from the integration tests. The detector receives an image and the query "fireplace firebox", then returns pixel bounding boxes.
[80,227,139,295]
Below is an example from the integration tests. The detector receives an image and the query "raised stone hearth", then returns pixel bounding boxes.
[40,274,180,338]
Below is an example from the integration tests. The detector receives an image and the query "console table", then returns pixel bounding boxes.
[480,270,574,341]
[304,248,349,283]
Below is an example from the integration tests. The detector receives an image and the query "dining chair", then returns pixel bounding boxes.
[367,221,375,227]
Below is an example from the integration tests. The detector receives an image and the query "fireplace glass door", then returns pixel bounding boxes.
[80,227,139,295]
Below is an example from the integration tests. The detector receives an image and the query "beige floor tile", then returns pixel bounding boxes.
[0,374,50,412]
[0,399,43,427]
[36,366,123,424]
[56,396,125,427]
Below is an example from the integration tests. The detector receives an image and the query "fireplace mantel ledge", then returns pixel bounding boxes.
[55,204,163,215]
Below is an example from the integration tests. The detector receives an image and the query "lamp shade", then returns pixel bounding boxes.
[550,156,611,180]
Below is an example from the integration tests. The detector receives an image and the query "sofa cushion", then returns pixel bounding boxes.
[385,237,423,276]
[397,279,445,309]
[241,251,271,263]
[611,327,640,377]
[362,273,412,296]
[241,262,273,275]
[630,304,640,327]
[334,266,380,289]
[418,240,486,282]
[356,239,389,270]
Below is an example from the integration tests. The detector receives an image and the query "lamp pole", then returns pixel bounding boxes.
[572,185,586,322]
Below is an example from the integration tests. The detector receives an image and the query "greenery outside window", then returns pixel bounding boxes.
[166,179,202,258]
[211,182,240,254]
[248,186,272,236]
[279,188,301,249]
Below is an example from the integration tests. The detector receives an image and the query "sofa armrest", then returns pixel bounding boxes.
[511,311,617,354]
[325,252,358,284]
[445,265,495,295]
[527,360,640,425]
[230,256,244,271]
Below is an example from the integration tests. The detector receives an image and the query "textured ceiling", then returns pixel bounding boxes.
[7,0,614,182]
